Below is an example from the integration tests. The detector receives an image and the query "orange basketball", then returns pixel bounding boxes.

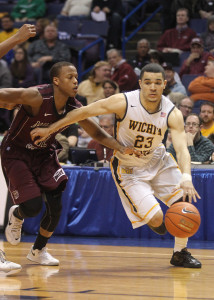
[165,202,201,238]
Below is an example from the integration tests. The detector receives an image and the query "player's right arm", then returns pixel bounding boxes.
[31,93,126,142]
[0,24,36,59]
[0,87,43,110]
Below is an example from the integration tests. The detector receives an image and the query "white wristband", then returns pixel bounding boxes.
[180,173,192,183]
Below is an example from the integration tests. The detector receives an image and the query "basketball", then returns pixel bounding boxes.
[165,202,201,238]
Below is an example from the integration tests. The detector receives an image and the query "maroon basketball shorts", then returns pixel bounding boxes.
[1,147,68,204]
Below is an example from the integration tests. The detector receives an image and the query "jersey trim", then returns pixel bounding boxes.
[167,105,176,128]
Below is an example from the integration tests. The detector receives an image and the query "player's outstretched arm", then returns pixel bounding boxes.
[31,94,126,143]
[79,118,141,156]
[0,24,36,58]
[169,108,201,203]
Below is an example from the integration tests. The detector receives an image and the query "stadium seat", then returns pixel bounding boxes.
[190,19,207,36]
[181,74,199,96]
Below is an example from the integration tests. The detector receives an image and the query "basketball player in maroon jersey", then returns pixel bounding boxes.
[0,24,36,273]
[0,61,138,266]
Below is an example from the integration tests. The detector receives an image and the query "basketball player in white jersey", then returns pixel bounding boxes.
[31,63,201,268]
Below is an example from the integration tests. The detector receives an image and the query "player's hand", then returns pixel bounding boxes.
[119,146,141,157]
[180,180,201,203]
[31,127,50,145]
[15,24,36,43]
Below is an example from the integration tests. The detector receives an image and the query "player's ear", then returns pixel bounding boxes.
[53,76,59,86]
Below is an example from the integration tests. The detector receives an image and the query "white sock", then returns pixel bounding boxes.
[174,237,188,252]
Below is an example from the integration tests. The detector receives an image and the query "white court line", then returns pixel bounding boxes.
[6,247,214,258]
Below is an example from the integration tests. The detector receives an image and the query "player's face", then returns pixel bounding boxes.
[55,66,78,97]
[139,72,166,103]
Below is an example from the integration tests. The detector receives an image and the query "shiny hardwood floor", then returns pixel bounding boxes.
[0,240,214,300]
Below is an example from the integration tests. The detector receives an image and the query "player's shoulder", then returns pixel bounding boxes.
[168,107,184,128]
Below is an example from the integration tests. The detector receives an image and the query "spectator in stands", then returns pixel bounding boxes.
[11,0,46,22]
[150,51,182,84]
[162,62,187,95]
[157,8,196,54]
[91,0,122,49]
[128,39,151,77]
[167,113,214,162]
[107,49,138,92]
[196,0,214,19]
[0,60,12,88]
[0,15,19,64]
[179,37,211,78]
[208,133,214,143]
[77,126,92,148]
[61,123,79,147]
[55,133,70,164]
[199,102,214,137]
[0,15,19,44]
[28,24,71,83]
[168,92,186,107]
[78,61,111,105]
[87,114,114,162]
[60,0,92,18]
[177,97,194,120]
[29,18,51,43]
[201,15,214,54]
[10,46,36,88]
[188,56,214,103]
[150,51,164,65]
[102,79,118,98]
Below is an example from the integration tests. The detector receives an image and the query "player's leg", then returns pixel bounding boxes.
[5,196,43,245]
[110,157,163,230]
[4,157,42,246]
[153,153,201,268]
[27,189,62,265]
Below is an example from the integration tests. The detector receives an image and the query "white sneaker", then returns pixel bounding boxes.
[27,246,59,266]
[5,205,24,246]
[0,250,22,275]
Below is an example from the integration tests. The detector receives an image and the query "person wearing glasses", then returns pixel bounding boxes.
[167,113,214,162]
[177,97,194,121]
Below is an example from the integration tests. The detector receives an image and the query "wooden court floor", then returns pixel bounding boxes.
[0,240,214,300]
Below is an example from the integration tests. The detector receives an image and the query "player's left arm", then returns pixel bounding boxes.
[168,108,200,202]
[79,118,141,156]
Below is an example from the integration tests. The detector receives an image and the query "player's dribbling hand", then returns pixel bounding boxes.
[31,127,50,145]
[180,180,201,203]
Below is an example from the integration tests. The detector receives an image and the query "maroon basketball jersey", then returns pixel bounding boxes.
[2,84,81,151]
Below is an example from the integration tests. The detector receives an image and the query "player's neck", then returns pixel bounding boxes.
[53,88,69,114]
[140,97,161,113]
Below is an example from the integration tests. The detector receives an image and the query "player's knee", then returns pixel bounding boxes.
[19,196,43,218]
[148,210,164,228]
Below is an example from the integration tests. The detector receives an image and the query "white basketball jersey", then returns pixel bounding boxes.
[114,89,175,167]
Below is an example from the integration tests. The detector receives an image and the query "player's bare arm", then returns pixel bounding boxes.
[0,24,36,58]
[31,93,126,142]
[0,87,43,112]
[79,118,140,156]
[168,108,200,203]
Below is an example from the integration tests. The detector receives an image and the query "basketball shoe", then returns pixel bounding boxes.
[170,248,201,268]
[27,246,59,266]
[0,250,22,275]
[5,205,23,246]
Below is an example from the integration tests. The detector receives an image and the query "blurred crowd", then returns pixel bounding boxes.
[0,0,214,165]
